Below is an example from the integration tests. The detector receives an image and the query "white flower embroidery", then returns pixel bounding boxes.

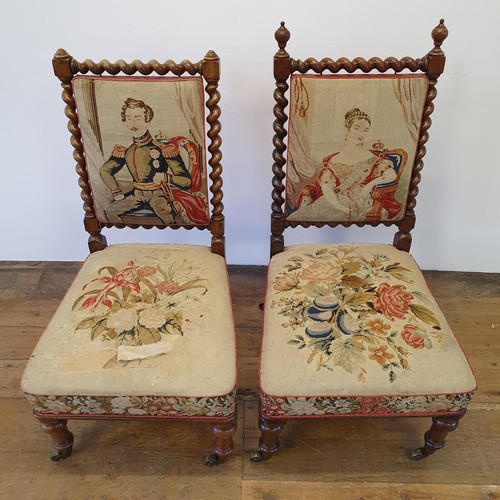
[139,306,167,329]
[107,308,137,333]
[426,397,455,412]
[41,397,72,413]
[322,398,357,414]
[150,149,161,159]
[127,407,147,416]
[152,160,160,169]
[110,396,133,414]
[281,397,318,415]
[69,397,106,414]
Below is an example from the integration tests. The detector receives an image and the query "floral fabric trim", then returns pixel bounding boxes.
[25,389,236,418]
[270,246,445,384]
[260,391,473,418]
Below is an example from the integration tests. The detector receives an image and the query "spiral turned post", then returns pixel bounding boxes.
[53,49,107,252]
[203,51,225,257]
[270,22,292,256]
[72,57,201,76]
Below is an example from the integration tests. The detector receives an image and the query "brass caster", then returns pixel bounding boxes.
[409,447,427,461]
[204,453,219,467]
[51,452,67,462]
[250,450,269,463]
[50,440,73,462]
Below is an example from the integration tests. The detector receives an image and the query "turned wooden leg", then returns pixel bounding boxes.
[250,412,287,463]
[410,411,466,461]
[204,415,237,467]
[36,416,74,462]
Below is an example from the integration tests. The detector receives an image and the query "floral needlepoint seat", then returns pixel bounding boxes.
[21,49,236,466]
[22,245,235,418]
[251,21,476,463]
[261,244,475,417]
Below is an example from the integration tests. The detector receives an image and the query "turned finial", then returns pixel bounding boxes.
[204,50,219,61]
[430,19,448,55]
[203,50,220,81]
[54,48,71,60]
[275,21,290,51]
[52,48,74,79]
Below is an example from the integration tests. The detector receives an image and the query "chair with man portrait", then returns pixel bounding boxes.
[252,21,476,463]
[21,50,236,466]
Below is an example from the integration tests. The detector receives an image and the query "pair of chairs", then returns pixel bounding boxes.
[21,20,476,466]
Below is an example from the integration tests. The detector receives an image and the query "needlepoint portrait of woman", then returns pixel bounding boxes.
[285,75,429,223]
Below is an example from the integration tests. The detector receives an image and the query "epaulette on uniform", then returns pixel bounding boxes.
[111,145,126,158]
[153,138,180,159]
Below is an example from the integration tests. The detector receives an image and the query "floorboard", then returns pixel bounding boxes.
[0,262,498,499]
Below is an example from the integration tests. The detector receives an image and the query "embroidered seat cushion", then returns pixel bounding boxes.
[22,244,236,418]
[260,244,476,418]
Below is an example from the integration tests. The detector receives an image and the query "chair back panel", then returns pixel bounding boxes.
[269,20,449,255]
[285,74,429,223]
[73,76,210,227]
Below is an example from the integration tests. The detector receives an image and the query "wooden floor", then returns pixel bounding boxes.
[0,262,499,499]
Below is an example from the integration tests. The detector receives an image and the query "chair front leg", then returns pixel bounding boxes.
[250,411,287,462]
[410,411,466,461]
[204,415,237,467]
[36,415,74,462]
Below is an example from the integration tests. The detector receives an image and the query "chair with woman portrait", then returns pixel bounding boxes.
[21,49,236,466]
[252,21,476,463]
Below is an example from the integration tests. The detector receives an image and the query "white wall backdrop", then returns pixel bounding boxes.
[1,0,499,271]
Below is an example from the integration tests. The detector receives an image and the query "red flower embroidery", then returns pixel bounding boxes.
[373,283,413,321]
[157,280,181,295]
[137,266,156,278]
[401,324,425,349]
[358,396,391,415]
[82,261,140,310]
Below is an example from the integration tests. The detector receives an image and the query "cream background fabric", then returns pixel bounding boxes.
[72,76,208,223]
[285,75,428,221]
[22,244,236,398]
[261,244,476,398]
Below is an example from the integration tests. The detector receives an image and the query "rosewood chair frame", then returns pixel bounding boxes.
[252,20,465,463]
[34,50,235,466]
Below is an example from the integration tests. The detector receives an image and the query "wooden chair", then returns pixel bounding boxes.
[21,50,236,466]
[252,21,476,463]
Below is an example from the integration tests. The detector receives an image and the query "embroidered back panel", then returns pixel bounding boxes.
[284,75,429,223]
[73,76,210,227]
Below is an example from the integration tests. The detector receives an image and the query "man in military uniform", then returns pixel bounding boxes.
[100,97,192,224]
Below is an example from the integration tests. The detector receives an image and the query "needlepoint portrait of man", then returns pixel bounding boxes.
[73,76,210,226]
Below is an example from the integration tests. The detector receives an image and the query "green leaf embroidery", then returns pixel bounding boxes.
[384,263,412,281]
[341,275,370,290]
[344,291,374,307]
[409,304,440,327]
[91,319,108,340]
[136,325,161,345]
[75,317,101,330]
[98,266,118,276]
[330,340,364,373]
[140,277,157,296]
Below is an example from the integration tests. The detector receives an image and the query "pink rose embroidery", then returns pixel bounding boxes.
[401,324,425,349]
[373,283,413,321]
[300,261,342,285]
